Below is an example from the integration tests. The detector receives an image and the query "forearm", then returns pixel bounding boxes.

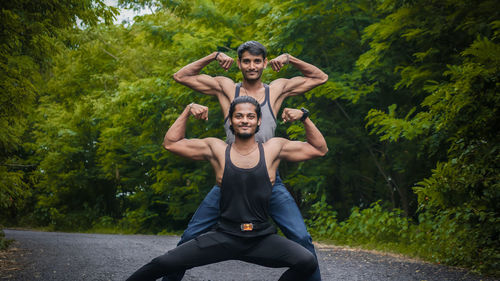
[303,118,328,155]
[173,52,218,82]
[288,55,328,82]
[163,105,192,149]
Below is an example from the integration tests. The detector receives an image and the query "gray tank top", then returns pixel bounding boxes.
[224,83,276,144]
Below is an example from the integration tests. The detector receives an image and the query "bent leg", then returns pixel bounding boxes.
[128,232,232,281]
[242,234,318,281]
[163,185,221,281]
[269,174,321,281]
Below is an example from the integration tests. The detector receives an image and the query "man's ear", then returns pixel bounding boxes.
[258,118,262,126]
[237,59,241,70]
[263,58,268,68]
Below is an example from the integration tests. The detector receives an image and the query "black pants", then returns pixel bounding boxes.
[126,231,317,281]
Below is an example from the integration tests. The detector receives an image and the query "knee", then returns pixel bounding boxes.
[179,231,197,245]
[295,252,318,276]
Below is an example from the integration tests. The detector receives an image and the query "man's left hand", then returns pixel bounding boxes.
[281,108,303,123]
[269,54,290,72]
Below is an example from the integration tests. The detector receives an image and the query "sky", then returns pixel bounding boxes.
[104,0,149,24]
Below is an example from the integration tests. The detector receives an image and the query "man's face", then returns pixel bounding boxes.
[237,51,268,82]
[230,103,261,139]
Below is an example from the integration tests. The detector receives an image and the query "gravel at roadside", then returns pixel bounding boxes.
[3,229,496,281]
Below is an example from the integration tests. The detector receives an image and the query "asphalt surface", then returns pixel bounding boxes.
[2,229,496,281]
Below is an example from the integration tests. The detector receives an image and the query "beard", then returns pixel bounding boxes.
[235,132,253,139]
[243,70,262,82]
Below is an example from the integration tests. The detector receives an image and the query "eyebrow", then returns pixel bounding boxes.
[234,112,257,116]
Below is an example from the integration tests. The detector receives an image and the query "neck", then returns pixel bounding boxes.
[233,136,257,150]
[241,79,263,92]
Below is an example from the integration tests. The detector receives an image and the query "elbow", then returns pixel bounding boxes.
[319,72,328,85]
[319,145,328,157]
[173,71,188,84]
[172,72,182,83]
[163,139,174,152]
[310,144,328,159]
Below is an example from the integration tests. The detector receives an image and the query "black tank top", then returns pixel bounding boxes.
[217,142,276,237]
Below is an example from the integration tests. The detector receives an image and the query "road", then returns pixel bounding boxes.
[2,229,495,281]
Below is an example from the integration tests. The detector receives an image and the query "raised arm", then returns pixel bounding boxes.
[172,52,235,96]
[269,54,328,98]
[162,103,220,161]
[277,108,328,162]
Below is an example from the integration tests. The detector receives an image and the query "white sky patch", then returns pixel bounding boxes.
[105,0,150,25]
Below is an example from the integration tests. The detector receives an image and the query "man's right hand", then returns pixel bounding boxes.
[215,52,234,71]
[188,103,209,120]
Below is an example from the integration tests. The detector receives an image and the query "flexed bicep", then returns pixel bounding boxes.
[172,52,235,96]
[280,76,323,97]
[269,54,328,99]
[279,140,325,162]
[174,74,223,96]
[165,138,218,161]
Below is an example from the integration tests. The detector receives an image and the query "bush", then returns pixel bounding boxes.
[0,229,14,250]
[308,201,499,276]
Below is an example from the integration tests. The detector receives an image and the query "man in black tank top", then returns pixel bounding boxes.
[170,41,328,281]
[126,96,328,281]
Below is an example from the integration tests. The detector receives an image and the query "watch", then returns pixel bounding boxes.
[300,107,309,122]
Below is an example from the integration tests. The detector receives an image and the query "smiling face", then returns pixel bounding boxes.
[230,102,262,139]
[237,51,268,82]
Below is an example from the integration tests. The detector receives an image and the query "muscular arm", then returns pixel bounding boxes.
[172,52,234,96]
[269,54,328,98]
[278,116,328,162]
[162,104,219,161]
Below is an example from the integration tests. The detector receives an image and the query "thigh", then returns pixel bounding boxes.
[162,231,235,271]
[241,234,314,268]
[179,185,221,244]
[128,232,233,281]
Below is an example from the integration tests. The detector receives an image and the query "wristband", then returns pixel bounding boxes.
[284,53,290,64]
[300,107,309,122]
[215,52,220,60]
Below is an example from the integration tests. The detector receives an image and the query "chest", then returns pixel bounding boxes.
[229,149,259,169]
[240,87,266,104]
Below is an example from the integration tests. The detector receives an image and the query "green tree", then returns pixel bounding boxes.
[359,0,499,272]
[0,0,116,221]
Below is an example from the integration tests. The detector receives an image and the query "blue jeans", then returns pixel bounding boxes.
[162,174,321,281]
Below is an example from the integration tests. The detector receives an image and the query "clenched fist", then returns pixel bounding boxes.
[281,108,303,123]
[188,103,209,120]
[215,52,234,71]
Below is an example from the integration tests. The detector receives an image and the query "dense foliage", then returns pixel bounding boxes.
[1,0,498,275]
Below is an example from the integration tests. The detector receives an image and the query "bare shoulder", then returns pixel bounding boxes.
[214,75,235,84]
[205,137,227,148]
[263,138,288,164]
[269,78,288,93]
[214,76,236,89]
[214,76,237,97]
[264,137,288,150]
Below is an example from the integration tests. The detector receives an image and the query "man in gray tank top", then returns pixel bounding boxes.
[166,41,328,281]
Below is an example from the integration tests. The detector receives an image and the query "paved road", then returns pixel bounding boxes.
[3,229,495,281]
